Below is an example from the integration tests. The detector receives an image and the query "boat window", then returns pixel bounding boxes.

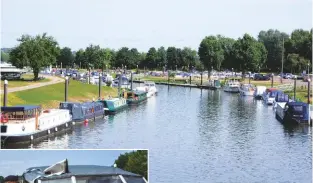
[292,106,304,112]
[269,92,276,97]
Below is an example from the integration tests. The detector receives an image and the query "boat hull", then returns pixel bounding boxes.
[1,121,73,145]
[127,97,147,105]
[224,87,239,93]
[239,90,254,96]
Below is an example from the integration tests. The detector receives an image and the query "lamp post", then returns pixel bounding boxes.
[137,65,139,74]
[125,66,127,74]
[3,80,8,107]
[65,76,69,102]
[259,66,260,73]
[293,76,297,101]
[271,73,274,88]
[308,63,310,75]
[98,73,102,99]
[176,65,177,71]
[308,79,311,104]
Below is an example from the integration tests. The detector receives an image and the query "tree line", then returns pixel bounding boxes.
[114,150,148,180]
[6,28,311,80]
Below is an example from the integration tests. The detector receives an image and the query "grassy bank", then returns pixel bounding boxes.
[1,80,117,109]
[0,74,50,89]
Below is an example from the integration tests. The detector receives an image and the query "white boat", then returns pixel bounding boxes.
[0,105,72,144]
[144,81,158,95]
[223,79,240,93]
[135,81,158,98]
[253,86,266,99]
[239,84,255,96]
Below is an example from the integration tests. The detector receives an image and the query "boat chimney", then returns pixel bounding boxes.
[3,80,8,107]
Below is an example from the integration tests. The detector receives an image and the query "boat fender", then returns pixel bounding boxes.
[66,123,68,127]
[84,119,89,124]
[1,114,8,123]
[72,122,76,125]
[55,127,58,132]
[48,129,50,134]
[30,135,34,141]
[22,126,25,131]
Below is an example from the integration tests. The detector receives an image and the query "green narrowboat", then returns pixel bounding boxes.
[125,91,148,105]
[98,97,128,115]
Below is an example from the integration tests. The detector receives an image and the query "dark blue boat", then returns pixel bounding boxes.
[59,101,105,122]
[282,102,310,124]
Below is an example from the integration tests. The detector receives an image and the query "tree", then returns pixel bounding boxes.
[1,51,10,61]
[9,33,60,80]
[74,49,87,69]
[114,150,148,180]
[258,29,289,71]
[57,47,74,68]
[145,47,158,69]
[84,44,104,69]
[157,46,167,68]
[166,47,179,70]
[231,34,267,73]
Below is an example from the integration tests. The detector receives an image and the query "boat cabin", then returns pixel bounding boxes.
[1,105,41,122]
[59,102,104,121]
[125,91,147,99]
[275,93,289,103]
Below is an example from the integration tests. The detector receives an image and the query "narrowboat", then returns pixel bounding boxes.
[124,91,148,105]
[253,86,266,99]
[276,102,311,124]
[59,101,105,122]
[0,105,72,144]
[239,84,255,96]
[223,79,240,93]
[23,159,148,183]
[98,97,128,115]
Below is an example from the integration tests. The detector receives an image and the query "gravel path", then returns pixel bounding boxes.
[1,75,64,94]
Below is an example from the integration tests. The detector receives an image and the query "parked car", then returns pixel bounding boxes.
[283,73,293,79]
[254,74,270,80]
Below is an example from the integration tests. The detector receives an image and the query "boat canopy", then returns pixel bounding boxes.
[23,160,145,183]
[266,88,277,93]
[285,102,309,119]
[275,93,289,102]
[269,90,283,97]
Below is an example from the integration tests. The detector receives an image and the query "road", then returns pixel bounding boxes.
[1,75,64,94]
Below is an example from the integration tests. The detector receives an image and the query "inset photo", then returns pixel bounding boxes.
[0,149,148,183]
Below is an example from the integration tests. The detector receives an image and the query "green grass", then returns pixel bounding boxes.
[2,80,117,109]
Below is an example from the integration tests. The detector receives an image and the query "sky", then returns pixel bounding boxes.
[1,0,312,52]
[0,150,134,176]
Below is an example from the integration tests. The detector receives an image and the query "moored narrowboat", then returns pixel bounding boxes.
[124,91,147,105]
[59,101,105,123]
[98,97,128,115]
[276,102,311,124]
[0,105,72,144]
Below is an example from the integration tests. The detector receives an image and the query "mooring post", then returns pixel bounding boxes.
[118,75,122,97]
[200,72,203,86]
[189,75,191,85]
[271,73,274,88]
[294,76,297,101]
[249,73,251,84]
[99,73,102,98]
[3,80,8,107]
[65,76,68,102]
[88,68,91,84]
[308,79,311,104]
[131,72,133,90]
[168,71,170,84]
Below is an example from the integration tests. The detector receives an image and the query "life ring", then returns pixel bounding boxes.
[1,114,8,123]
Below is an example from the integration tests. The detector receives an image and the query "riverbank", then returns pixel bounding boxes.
[136,76,312,103]
[1,80,117,109]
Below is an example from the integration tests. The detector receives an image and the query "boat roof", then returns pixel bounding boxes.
[256,86,266,89]
[1,105,40,112]
[24,165,141,181]
[267,88,277,92]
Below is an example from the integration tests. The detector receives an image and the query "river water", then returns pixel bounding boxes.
[8,84,313,183]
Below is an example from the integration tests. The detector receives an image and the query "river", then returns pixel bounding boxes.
[7,84,313,183]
